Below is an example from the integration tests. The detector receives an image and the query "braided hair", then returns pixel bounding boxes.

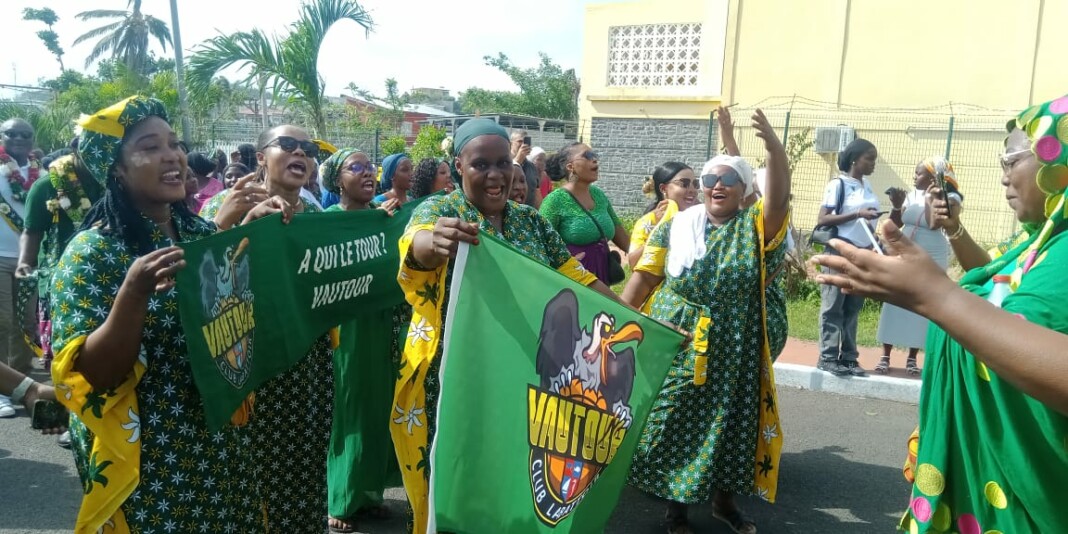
[410,158,441,199]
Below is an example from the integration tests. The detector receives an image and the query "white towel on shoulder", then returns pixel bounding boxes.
[666,203,709,277]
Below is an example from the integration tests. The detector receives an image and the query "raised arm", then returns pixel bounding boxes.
[717,105,740,157]
[751,109,790,242]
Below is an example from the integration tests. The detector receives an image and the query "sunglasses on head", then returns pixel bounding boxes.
[346,162,376,175]
[261,136,319,158]
[701,168,743,189]
[3,130,32,140]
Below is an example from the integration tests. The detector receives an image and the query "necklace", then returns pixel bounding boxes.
[0,147,40,202]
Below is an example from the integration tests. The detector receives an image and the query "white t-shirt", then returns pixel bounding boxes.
[0,165,29,258]
[822,175,880,248]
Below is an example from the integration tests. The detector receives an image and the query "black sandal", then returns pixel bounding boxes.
[665,502,692,534]
[712,503,757,534]
[875,355,891,374]
[906,356,920,376]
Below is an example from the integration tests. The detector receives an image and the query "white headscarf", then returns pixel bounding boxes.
[666,155,755,277]
[528,146,546,163]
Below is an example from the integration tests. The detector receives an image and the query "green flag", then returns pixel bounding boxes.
[176,206,413,429]
[429,233,683,532]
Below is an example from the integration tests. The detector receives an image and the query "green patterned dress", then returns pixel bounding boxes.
[201,196,334,532]
[628,200,787,503]
[53,216,265,533]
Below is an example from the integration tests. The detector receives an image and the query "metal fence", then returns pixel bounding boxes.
[578,97,1022,246]
[192,118,406,164]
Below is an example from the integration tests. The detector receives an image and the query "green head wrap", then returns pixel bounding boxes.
[77,96,170,187]
[450,119,510,184]
[319,147,362,194]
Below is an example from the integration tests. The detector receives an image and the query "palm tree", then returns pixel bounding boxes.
[167,0,191,144]
[187,0,373,137]
[74,0,173,76]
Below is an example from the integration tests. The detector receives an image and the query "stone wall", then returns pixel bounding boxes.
[589,117,716,215]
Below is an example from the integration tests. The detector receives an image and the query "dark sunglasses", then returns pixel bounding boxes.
[571,150,599,162]
[346,162,376,175]
[3,130,32,140]
[700,168,743,189]
[669,178,698,189]
[261,136,319,158]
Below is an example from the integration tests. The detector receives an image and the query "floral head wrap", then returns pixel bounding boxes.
[318,148,362,194]
[77,96,169,187]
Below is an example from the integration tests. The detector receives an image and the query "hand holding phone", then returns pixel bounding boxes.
[522,135,532,146]
[31,399,69,431]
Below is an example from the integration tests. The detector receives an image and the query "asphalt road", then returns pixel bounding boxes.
[0,385,916,533]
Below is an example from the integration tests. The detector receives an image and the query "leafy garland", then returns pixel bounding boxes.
[0,146,40,202]
[45,155,93,223]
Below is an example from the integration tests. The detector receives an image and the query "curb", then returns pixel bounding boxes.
[772,362,920,404]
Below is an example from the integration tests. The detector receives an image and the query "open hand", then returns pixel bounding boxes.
[377,198,401,216]
[887,187,908,209]
[123,246,186,296]
[751,109,784,152]
[214,173,269,230]
[242,196,295,225]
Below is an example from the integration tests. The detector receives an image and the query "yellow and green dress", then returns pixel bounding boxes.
[201,196,334,533]
[628,199,787,503]
[51,216,263,534]
[391,190,597,533]
[628,201,679,313]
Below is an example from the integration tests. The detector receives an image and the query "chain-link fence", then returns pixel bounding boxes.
[580,97,1021,246]
[192,118,405,164]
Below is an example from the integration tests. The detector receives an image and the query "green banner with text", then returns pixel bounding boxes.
[176,206,413,429]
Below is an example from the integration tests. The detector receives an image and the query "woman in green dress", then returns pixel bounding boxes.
[50,96,290,533]
[201,125,335,533]
[621,109,790,534]
[815,96,1068,534]
[318,148,402,533]
[391,118,625,534]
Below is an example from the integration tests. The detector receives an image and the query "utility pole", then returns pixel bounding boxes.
[169,0,192,145]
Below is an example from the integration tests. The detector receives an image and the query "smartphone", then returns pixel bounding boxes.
[875,210,888,217]
[522,136,532,146]
[31,399,69,430]
[934,170,950,206]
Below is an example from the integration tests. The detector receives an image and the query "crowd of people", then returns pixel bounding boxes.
[0,89,1064,534]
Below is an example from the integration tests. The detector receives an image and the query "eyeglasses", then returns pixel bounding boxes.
[669,178,698,189]
[999,149,1033,172]
[3,130,32,140]
[261,136,319,158]
[346,162,376,175]
[701,168,743,189]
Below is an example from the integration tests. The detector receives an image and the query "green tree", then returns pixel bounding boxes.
[409,125,446,163]
[73,0,173,76]
[381,135,407,157]
[188,0,374,136]
[459,53,580,120]
[23,8,65,72]
[347,78,407,129]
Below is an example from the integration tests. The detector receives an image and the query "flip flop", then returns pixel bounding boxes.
[328,517,357,534]
[712,504,757,534]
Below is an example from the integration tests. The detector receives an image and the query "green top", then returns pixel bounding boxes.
[323,201,377,213]
[24,174,103,296]
[539,186,622,246]
[901,230,1068,533]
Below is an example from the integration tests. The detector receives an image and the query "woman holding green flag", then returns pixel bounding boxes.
[48,96,291,533]
[814,96,1068,534]
[318,148,402,533]
[391,118,624,534]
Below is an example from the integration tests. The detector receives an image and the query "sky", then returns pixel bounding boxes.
[6,0,627,99]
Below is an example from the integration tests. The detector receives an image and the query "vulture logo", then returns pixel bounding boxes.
[528,289,644,526]
[198,237,255,388]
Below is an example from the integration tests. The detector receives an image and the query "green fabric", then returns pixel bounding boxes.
[429,232,683,532]
[539,187,622,246]
[628,204,787,502]
[174,205,415,430]
[450,118,509,159]
[902,229,1068,533]
[77,96,169,187]
[53,218,263,532]
[319,148,361,194]
[24,173,103,296]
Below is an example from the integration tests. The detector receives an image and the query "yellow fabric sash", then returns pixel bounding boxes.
[51,335,142,534]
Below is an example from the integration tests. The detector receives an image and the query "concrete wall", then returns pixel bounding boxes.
[589,117,716,214]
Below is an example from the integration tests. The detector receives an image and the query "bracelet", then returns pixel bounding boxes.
[947,225,965,241]
[10,376,34,405]
[891,207,902,212]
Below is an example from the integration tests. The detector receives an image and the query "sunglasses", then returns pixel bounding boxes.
[571,150,599,162]
[3,130,32,140]
[669,178,698,189]
[346,162,376,175]
[999,149,1033,172]
[261,136,319,158]
[701,168,743,189]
